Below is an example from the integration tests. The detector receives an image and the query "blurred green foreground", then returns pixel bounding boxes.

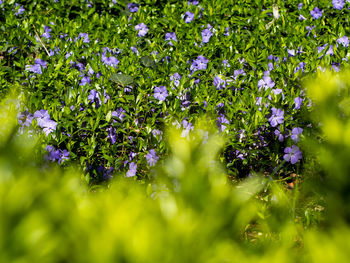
[2,71,350,262]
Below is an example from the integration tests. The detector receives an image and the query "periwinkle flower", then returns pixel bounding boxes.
[88,89,101,107]
[45,145,61,162]
[294,97,303,109]
[25,59,47,75]
[18,111,34,127]
[14,3,25,16]
[154,86,168,101]
[42,119,57,136]
[101,54,119,68]
[294,62,306,73]
[287,49,295,57]
[201,28,213,43]
[57,149,69,164]
[274,128,284,142]
[131,46,139,56]
[283,145,302,164]
[126,162,137,177]
[333,0,345,10]
[268,107,284,127]
[222,59,230,69]
[41,25,52,39]
[213,75,226,90]
[217,115,230,132]
[183,11,194,23]
[326,45,334,56]
[112,108,126,121]
[298,3,303,10]
[291,127,303,142]
[34,110,51,128]
[190,55,209,72]
[170,73,181,87]
[128,3,139,12]
[165,32,177,46]
[224,26,230,36]
[310,7,322,20]
[146,149,159,167]
[332,63,341,72]
[135,23,148,37]
[107,126,117,144]
[77,33,90,43]
[181,119,194,138]
[188,0,199,5]
[337,36,349,47]
[258,76,275,90]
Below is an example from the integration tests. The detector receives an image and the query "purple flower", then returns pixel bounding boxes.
[146,149,159,166]
[58,150,69,164]
[45,145,61,162]
[154,86,168,101]
[274,128,284,142]
[217,115,230,132]
[287,49,296,57]
[295,62,306,73]
[332,63,341,72]
[18,111,34,127]
[201,28,213,43]
[107,126,117,144]
[41,25,52,39]
[310,7,322,20]
[258,76,275,90]
[326,45,334,56]
[131,46,139,56]
[88,89,101,107]
[135,23,148,37]
[188,0,199,5]
[128,3,139,12]
[190,55,209,72]
[112,108,126,121]
[77,33,90,43]
[213,75,226,90]
[126,162,137,177]
[298,3,303,10]
[34,110,51,128]
[333,0,345,10]
[165,32,177,46]
[42,119,57,136]
[291,127,303,143]
[268,107,284,127]
[337,36,349,47]
[224,27,230,36]
[101,54,119,68]
[14,3,25,16]
[283,145,302,164]
[25,59,48,75]
[80,76,91,86]
[181,119,194,138]
[222,60,230,69]
[183,11,194,23]
[294,97,303,110]
[170,73,181,87]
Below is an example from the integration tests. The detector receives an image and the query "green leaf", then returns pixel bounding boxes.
[111,73,134,86]
[140,55,156,69]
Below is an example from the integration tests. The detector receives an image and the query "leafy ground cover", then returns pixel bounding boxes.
[3,0,349,184]
[1,0,350,261]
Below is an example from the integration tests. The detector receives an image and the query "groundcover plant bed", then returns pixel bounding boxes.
[1,0,349,184]
[2,1,350,261]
